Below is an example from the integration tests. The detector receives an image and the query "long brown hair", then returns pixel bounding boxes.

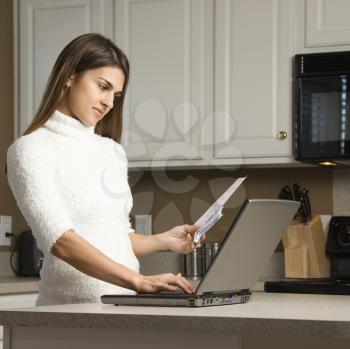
[4,33,129,176]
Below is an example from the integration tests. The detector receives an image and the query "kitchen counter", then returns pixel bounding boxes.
[0,277,39,295]
[1,292,350,349]
[1,292,350,335]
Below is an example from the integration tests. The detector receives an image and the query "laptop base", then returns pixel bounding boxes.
[101,289,252,307]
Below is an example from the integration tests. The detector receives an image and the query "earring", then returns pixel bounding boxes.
[65,82,71,89]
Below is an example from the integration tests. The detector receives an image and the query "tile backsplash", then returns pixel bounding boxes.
[0,252,16,278]
[129,167,333,242]
[333,169,350,215]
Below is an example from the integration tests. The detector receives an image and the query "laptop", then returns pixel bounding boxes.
[101,199,299,307]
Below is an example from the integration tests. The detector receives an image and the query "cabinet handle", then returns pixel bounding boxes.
[277,131,287,140]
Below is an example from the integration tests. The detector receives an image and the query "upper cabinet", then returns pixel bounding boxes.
[17,0,347,167]
[296,0,350,53]
[114,0,214,168]
[115,0,296,167]
[213,0,295,166]
[15,0,114,136]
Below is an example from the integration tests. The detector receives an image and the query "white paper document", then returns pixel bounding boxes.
[194,176,247,243]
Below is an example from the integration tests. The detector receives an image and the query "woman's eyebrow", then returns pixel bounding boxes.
[98,77,122,94]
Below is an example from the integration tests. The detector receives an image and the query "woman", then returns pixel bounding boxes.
[6,33,200,306]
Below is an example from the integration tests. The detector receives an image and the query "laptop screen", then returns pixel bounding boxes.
[195,199,299,295]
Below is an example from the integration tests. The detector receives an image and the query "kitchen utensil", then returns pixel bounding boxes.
[292,183,301,201]
[278,184,312,224]
[301,188,312,219]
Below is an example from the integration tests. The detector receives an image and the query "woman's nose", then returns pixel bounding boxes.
[102,93,114,109]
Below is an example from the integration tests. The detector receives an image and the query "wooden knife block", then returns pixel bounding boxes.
[282,215,330,278]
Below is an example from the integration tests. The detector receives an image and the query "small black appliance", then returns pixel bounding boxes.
[10,230,43,277]
[326,216,350,279]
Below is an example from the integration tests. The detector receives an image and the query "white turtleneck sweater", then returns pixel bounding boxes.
[7,110,139,305]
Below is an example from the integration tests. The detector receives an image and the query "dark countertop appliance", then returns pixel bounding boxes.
[10,230,43,277]
[294,51,350,167]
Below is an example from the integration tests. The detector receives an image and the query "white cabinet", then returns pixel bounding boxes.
[14,0,307,167]
[117,0,296,167]
[115,0,214,167]
[213,0,295,165]
[15,0,114,136]
[0,293,38,348]
[15,0,214,168]
[296,0,350,53]
[306,0,350,48]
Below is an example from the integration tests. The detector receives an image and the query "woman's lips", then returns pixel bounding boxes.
[93,107,104,117]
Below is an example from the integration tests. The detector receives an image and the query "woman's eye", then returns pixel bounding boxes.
[98,84,107,91]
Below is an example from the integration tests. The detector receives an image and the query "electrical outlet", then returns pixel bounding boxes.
[135,215,152,235]
[0,216,12,246]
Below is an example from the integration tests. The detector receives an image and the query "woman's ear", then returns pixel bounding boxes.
[68,74,77,85]
[65,77,73,89]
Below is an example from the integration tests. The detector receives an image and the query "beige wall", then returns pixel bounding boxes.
[129,167,333,243]
[0,0,29,252]
[0,0,333,254]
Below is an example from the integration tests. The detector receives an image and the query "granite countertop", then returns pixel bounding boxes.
[0,276,39,295]
[1,292,350,337]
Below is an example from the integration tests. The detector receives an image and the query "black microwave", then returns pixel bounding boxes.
[294,51,350,167]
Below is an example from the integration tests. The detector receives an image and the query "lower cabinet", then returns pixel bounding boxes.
[0,293,38,348]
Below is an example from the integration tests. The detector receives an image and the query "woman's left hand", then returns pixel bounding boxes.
[159,224,202,254]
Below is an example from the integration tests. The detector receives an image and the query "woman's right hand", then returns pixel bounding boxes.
[133,273,195,294]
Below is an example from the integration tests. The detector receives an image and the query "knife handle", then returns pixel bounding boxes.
[284,185,294,201]
[293,183,301,202]
[302,188,312,219]
[299,197,309,223]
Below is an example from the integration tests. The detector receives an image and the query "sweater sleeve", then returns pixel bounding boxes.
[7,138,76,254]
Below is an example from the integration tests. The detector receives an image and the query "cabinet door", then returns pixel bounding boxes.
[305,0,350,48]
[115,0,214,167]
[214,0,294,165]
[16,0,114,136]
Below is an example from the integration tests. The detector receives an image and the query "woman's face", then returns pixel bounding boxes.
[58,66,125,127]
